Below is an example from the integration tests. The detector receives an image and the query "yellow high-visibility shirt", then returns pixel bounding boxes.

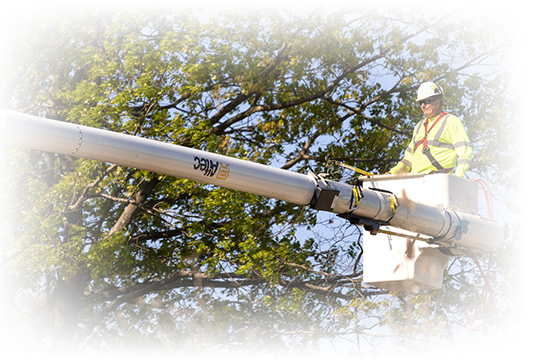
[389,113,473,177]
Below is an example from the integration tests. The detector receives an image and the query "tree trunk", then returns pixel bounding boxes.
[52,267,90,350]
[108,176,160,236]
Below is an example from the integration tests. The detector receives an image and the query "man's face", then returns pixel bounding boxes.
[419,97,441,118]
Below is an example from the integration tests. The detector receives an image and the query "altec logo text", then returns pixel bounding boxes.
[193,156,230,180]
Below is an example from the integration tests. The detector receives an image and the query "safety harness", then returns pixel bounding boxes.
[413,112,453,173]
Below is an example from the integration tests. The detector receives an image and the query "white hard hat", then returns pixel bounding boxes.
[417,82,444,102]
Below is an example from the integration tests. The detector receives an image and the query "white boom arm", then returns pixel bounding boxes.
[0,110,502,253]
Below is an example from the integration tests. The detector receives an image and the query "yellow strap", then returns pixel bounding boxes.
[388,195,398,214]
[353,186,360,205]
[332,160,373,176]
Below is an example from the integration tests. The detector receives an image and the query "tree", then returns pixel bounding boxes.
[0,4,517,356]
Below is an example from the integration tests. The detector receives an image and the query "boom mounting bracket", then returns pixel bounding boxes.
[338,213,383,235]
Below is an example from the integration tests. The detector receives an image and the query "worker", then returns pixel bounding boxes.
[388,82,473,178]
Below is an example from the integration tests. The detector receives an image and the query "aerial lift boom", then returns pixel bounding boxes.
[0,110,502,255]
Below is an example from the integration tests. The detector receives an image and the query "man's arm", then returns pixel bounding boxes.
[389,143,413,174]
[449,116,473,177]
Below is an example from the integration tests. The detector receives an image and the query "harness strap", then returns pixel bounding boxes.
[413,112,453,173]
[422,147,453,173]
[414,112,448,152]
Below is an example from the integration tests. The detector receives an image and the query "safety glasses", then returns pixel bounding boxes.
[418,98,438,106]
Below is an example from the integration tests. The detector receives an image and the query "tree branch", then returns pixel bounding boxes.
[281,130,321,170]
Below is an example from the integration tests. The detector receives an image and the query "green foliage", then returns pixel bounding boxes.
[1,4,517,356]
